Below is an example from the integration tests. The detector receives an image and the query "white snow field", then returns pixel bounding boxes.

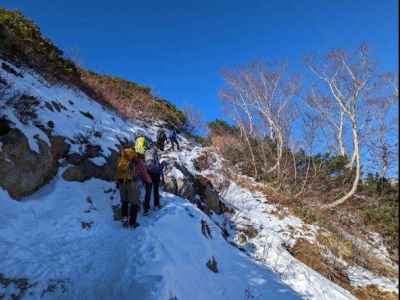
[0,174,299,300]
[0,60,397,299]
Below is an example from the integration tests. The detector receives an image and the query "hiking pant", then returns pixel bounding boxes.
[144,171,161,211]
[170,138,180,150]
[119,180,140,225]
[157,139,166,151]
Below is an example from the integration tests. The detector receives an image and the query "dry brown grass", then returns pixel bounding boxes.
[227,173,398,298]
[287,239,399,300]
[318,232,397,279]
[351,285,398,300]
[288,239,352,290]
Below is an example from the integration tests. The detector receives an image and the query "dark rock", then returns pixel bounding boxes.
[164,163,197,201]
[66,153,86,165]
[85,144,102,158]
[164,162,224,215]
[49,135,70,160]
[0,117,11,136]
[0,76,7,86]
[80,111,94,120]
[0,128,58,199]
[1,62,23,77]
[206,257,219,273]
[8,95,40,124]
[62,149,118,182]
[44,102,54,112]
[201,219,212,239]
[47,120,55,129]
[62,160,100,182]
[51,101,62,112]
[194,175,223,214]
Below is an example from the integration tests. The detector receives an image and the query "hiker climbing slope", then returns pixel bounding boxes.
[156,129,167,151]
[169,128,180,151]
[116,144,151,228]
[144,143,162,214]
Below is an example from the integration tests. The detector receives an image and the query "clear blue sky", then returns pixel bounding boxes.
[2,0,398,123]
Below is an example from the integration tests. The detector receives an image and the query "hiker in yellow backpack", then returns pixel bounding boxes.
[116,143,152,228]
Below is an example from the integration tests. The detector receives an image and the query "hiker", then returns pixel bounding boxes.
[143,144,162,214]
[116,144,152,228]
[156,129,167,151]
[169,129,180,151]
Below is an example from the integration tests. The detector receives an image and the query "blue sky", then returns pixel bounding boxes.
[2,0,398,123]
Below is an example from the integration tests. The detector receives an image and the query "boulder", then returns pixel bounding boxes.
[193,175,223,214]
[62,161,98,182]
[85,144,102,158]
[163,162,197,201]
[49,135,70,160]
[163,162,224,215]
[62,149,119,182]
[0,128,58,199]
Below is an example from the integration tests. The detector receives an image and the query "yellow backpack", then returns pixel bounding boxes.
[116,148,137,181]
[135,136,147,155]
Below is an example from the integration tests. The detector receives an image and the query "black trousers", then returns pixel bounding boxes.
[157,139,166,151]
[144,171,161,211]
[121,201,139,225]
[170,138,180,150]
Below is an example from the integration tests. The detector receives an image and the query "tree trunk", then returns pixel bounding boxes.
[323,122,361,209]
[337,111,346,157]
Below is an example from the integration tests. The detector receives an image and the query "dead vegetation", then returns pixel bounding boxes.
[0,8,188,130]
[287,239,398,300]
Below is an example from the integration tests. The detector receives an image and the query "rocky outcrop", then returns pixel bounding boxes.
[0,128,58,199]
[62,149,118,182]
[193,175,224,214]
[163,162,197,201]
[163,162,226,215]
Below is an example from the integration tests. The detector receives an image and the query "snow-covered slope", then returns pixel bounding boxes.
[165,145,398,298]
[1,59,397,300]
[0,174,300,300]
[0,60,299,299]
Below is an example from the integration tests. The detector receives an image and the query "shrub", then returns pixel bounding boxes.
[0,8,80,85]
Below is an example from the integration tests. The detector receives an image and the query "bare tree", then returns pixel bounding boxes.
[365,73,399,180]
[307,45,393,208]
[220,61,299,181]
[183,103,204,135]
[307,87,347,157]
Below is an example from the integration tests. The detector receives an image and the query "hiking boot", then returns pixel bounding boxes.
[143,210,150,216]
[129,222,140,229]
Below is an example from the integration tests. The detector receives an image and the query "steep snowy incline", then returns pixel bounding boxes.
[0,171,299,300]
[0,60,300,299]
[164,144,399,299]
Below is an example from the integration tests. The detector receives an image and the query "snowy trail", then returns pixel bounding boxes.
[0,172,300,299]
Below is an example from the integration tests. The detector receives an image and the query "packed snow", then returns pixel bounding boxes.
[0,172,299,300]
